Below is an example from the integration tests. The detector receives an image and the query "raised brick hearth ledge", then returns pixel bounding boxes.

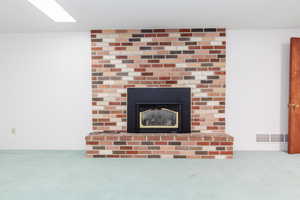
[86,133,233,159]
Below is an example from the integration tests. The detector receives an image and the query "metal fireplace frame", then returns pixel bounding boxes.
[127,88,191,133]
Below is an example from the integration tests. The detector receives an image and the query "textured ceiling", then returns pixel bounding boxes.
[1,0,300,33]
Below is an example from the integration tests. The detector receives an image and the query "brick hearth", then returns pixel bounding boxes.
[86,133,233,159]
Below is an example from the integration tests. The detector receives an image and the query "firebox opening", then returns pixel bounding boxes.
[127,88,191,133]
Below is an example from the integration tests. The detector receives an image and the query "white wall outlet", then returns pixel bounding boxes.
[11,128,16,135]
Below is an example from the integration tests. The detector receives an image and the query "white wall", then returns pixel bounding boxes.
[0,30,299,150]
[0,32,91,149]
[227,29,300,150]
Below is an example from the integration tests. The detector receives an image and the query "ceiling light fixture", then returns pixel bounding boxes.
[27,0,76,22]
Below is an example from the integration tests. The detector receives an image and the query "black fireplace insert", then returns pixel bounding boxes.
[127,88,191,133]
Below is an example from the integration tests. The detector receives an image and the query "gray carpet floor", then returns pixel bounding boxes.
[0,151,299,200]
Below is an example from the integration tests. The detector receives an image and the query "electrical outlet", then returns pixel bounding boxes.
[11,128,16,135]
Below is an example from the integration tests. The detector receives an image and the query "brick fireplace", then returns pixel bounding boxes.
[86,28,233,159]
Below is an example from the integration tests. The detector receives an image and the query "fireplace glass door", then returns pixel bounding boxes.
[140,108,178,128]
[137,104,180,131]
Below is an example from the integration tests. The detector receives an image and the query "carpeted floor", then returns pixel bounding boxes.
[0,151,299,200]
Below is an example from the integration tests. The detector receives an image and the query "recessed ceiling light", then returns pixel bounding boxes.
[27,0,76,22]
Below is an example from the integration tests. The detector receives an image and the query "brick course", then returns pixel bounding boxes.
[86,133,233,159]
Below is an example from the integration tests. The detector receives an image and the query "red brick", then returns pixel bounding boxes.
[132,155,147,158]
[208,151,219,155]
[115,47,126,51]
[220,151,233,155]
[105,136,119,140]
[175,136,189,141]
[181,33,192,37]
[190,136,203,141]
[120,146,132,150]
[145,34,156,37]
[120,155,133,158]
[127,142,141,145]
[109,43,120,46]
[86,150,98,154]
[120,136,132,141]
[220,142,233,145]
[85,136,92,141]
[147,136,160,140]
[157,33,169,37]
[179,29,190,32]
[86,141,98,145]
[201,156,215,159]
[133,136,146,140]
[107,155,120,158]
[197,142,209,145]
[153,29,165,32]
[137,151,152,154]
[133,146,148,150]
[159,77,170,80]
[91,30,102,33]
[93,136,105,140]
[92,47,102,51]
[214,137,227,141]
[211,142,220,145]
[161,136,174,140]
[155,141,168,145]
